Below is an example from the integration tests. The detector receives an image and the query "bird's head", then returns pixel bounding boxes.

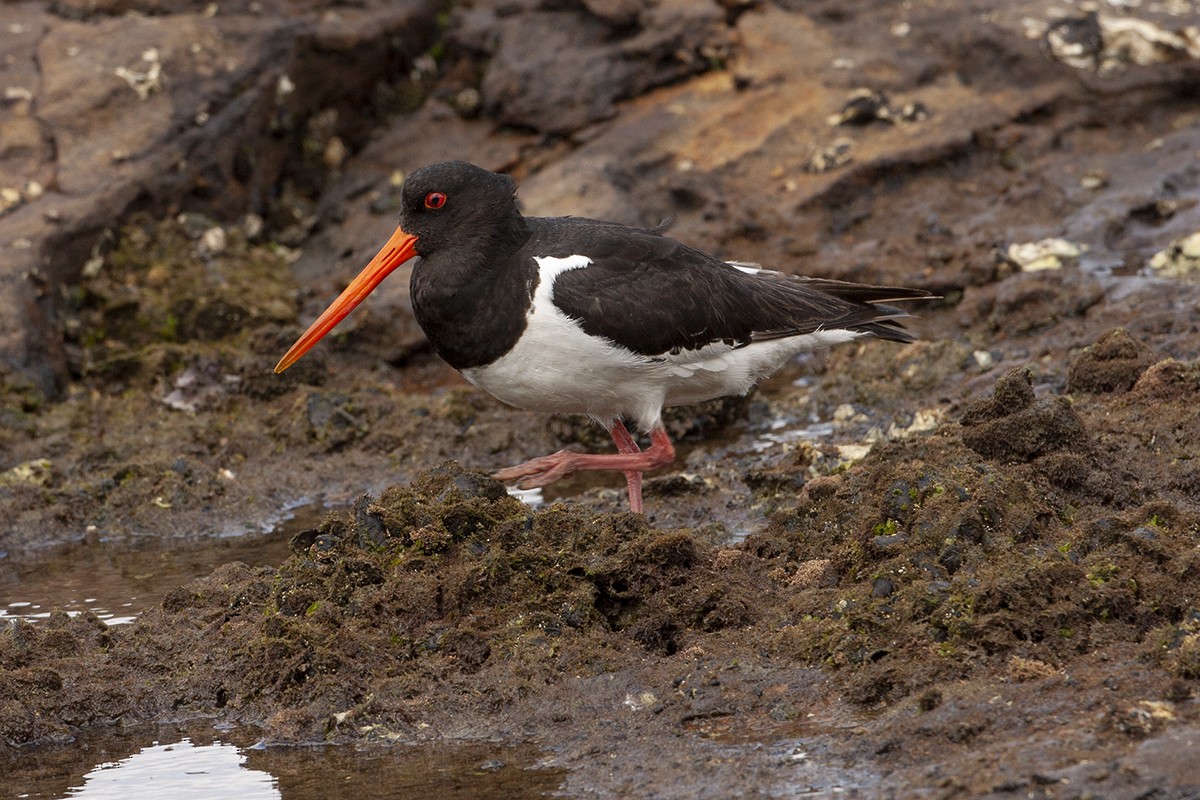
[273,161,521,373]
[398,161,521,257]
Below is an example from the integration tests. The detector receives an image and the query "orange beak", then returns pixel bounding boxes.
[274,226,419,373]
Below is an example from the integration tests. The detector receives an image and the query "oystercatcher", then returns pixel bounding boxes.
[276,161,931,513]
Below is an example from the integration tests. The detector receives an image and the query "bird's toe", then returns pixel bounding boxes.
[493,450,578,487]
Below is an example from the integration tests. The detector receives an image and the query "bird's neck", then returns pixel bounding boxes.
[409,229,535,371]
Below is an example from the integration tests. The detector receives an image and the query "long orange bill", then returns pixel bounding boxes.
[274,226,419,373]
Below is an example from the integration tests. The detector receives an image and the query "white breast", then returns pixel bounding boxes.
[461,256,862,432]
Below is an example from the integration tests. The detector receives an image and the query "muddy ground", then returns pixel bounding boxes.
[2,0,1200,796]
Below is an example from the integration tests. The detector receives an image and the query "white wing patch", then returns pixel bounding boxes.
[726,261,762,274]
[530,253,590,312]
[462,255,867,431]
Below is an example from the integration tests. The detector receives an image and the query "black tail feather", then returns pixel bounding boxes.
[795,277,935,306]
[747,277,935,345]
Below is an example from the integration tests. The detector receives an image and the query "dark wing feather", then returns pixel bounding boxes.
[530,217,932,356]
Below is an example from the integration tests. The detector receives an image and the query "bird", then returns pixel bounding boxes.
[275,161,932,513]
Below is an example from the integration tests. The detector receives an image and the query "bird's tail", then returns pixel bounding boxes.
[798,279,935,344]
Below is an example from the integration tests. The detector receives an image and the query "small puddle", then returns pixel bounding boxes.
[0,504,328,626]
[2,724,563,800]
[60,737,276,799]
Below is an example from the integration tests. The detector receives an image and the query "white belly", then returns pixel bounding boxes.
[461,256,862,432]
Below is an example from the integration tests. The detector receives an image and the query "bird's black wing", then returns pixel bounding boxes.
[530,217,931,357]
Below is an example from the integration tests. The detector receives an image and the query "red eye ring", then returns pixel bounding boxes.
[424,191,447,210]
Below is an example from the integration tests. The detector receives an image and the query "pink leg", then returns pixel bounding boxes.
[492,422,675,513]
[607,420,644,514]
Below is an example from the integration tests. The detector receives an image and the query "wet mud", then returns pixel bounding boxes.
[2,0,1200,796]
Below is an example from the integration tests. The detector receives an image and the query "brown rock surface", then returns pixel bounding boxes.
[2,0,1200,797]
[1068,327,1158,393]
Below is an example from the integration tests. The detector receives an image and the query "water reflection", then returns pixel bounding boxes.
[3,725,563,800]
[0,504,326,627]
[249,740,564,800]
[62,738,277,799]
[0,535,292,627]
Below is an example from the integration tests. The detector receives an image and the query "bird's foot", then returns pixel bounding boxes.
[493,427,675,513]
[492,450,581,489]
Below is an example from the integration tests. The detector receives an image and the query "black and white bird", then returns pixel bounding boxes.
[276,161,931,513]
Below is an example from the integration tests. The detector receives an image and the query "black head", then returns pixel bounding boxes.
[399,161,527,257]
[275,162,528,374]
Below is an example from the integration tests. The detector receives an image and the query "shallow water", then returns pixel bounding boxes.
[0,505,326,626]
[4,724,564,800]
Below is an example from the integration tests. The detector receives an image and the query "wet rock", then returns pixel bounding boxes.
[1129,198,1196,225]
[960,368,1089,462]
[0,459,53,488]
[369,461,528,551]
[872,532,909,550]
[306,392,363,448]
[353,494,388,550]
[743,466,807,494]
[1068,328,1157,394]
[311,533,340,553]
[580,0,644,26]
[439,629,492,674]
[1147,231,1200,277]
[827,89,892,127]
[1005,238,1084,272]
[288,525,326,554]
[804,137,855,173]
[644,472,710,497]
[61,214,296,387]
[937,544,964,575]
[1006,655,1058,682]
[0,0,444,395]
[787,558,837,590]
[1045,11,1200,74]
[462,0,728,134]
[960,368,1035,422]
[1130,358,1200,402]
[798,474,841,504]
[957,272,1106,335]
[1044,12,1104,70]
[1037,451,1092,491]
[881,479,919,523]
[443,471,508,503]
[944,511,985,545]
[1155,620,1200,680]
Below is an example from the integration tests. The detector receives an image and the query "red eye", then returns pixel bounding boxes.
[424,191,447,209]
